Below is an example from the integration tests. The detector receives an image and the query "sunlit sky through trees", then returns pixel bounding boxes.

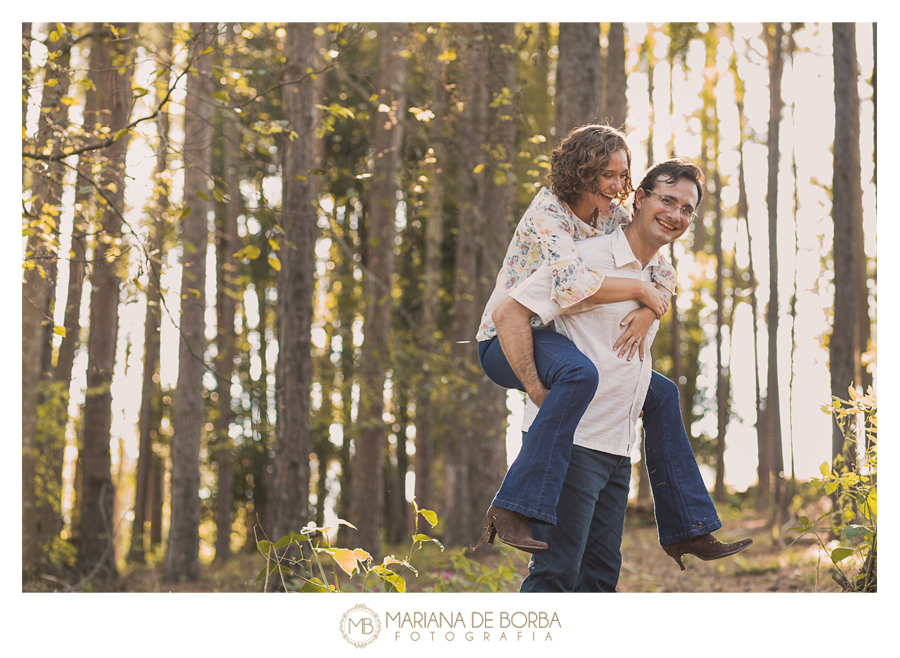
[20,20,877,527]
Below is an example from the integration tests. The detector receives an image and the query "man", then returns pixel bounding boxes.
[492,159,704,591]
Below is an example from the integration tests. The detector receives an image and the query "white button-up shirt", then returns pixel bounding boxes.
[509,226,659,457]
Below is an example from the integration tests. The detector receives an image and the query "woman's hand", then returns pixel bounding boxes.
[636,282,669,319]
[613,306,658,362]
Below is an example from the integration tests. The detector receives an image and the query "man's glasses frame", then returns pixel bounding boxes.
[643,188,698,224]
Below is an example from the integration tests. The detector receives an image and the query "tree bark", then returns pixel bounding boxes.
[443,23,488,548]
[603,23,627,129]
[23,23,73,570]
[555,23,602,138]
[830,22,863,470]
[470,21,518,537]
[766,23,786,515]
[78,22,139,581]
[164,22,215,583]
[347,23,406,555]
[213,106,242,563]
[268,21,319,550]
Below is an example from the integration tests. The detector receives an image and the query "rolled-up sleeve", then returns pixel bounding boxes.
[523,206,605,309]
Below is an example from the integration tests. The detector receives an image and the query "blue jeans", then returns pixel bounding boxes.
[479,330,721,543]
[520,445,631,593]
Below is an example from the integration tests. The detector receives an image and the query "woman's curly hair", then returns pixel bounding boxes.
[548,124,634,206]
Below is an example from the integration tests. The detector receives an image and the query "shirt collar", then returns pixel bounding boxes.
[611,225,664,271]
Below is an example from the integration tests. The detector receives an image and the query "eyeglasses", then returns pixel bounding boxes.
[643,189,698,224]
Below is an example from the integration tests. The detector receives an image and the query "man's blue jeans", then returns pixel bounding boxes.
[519,445,631,593]
[479,330,721,544]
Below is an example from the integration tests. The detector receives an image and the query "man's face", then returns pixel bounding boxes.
[632,177,698,248]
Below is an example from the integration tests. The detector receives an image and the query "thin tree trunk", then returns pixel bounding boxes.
[78,23,139,581]
[603,22,627,129]
[443,23,488,548]
[470,22,518,534]
[830,22,863,470]
[714,169,728,503]
[414,30,450,516]
[164,22,215,583]
[129,31,172,563]
[268,21,319,550]
[213,108,242,563]
[348,23,406,556]
[23,24,73,570]
[555,22,602,138]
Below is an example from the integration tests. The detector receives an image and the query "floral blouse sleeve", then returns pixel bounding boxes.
[519,194,605,309]
[652,252,677,295]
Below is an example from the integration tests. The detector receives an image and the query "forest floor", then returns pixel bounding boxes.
[30,498,854,594]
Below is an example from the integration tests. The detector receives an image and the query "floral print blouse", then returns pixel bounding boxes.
[476,187,677,341]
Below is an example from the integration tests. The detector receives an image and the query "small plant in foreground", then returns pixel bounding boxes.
[253,498,443,592]
[790,386,876,592]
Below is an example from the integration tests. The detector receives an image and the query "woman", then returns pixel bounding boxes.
[475,124,750,569]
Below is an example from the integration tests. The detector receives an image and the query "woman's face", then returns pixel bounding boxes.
[583,148,629,211]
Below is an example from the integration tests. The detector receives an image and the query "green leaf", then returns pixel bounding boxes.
[420,509,438,527]
[275,534,293,549]
[133,87,150,98]
[841,525,873,541]
[255,565,268,583]
[831,547,855,564]
[818,461,831,477]
[196,190,210,200]
[179,207,193,220]
[257,540,271,554]
[860,487,877,520]
[213,90,230,103]
[299,578,331,593]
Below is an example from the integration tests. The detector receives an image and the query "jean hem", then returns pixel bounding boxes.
[658,519,723,545]
[491,497,557,525]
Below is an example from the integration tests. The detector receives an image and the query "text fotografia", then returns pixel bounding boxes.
[387,611,561,642]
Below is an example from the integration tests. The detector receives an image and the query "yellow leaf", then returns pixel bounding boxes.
[353,549,370,562]
[268,255,281,271]
[473,164,485,174]
[331,549,359,576]
[53,326,66,338]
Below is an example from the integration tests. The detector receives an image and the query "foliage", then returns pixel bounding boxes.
[252,499,443,592]
[429,547,528,593]
[790,386,876,592]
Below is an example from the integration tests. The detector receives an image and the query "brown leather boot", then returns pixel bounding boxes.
[471,505,548,554]
[663,533,753,571]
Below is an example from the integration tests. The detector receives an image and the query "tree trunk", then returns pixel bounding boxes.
[443,23,488,548]
[713,169,728,503]
[268,21,319,550]
[78,22,139,581]
[603,22,627,129]
[164,22,215,583]
[22,24,73,571]
[765,23,785,514]
[413,32,449,515]
[555,23,602,138]
[470,21,518,537]
[830,23,863,470]
[347,23,406,556]
[213,108,242,563]
[129,31,172,563]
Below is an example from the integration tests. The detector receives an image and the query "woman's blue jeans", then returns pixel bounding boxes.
[479,330,721,545]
